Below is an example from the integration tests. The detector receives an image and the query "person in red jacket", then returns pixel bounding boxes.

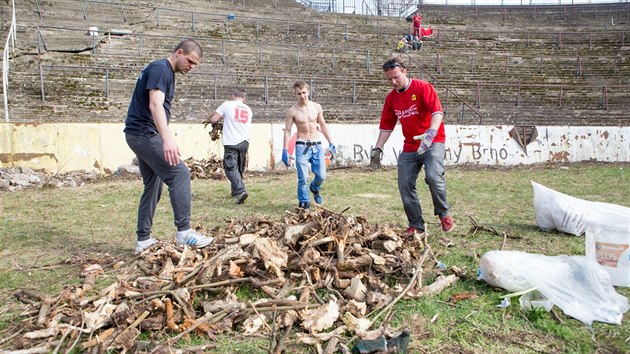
[370,57,454,237]
[412,12,422,37]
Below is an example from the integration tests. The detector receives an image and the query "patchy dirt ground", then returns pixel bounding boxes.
[2,161,626,192]
[0,158,225,191]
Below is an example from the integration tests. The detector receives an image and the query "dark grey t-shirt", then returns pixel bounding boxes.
[124,58,175,134]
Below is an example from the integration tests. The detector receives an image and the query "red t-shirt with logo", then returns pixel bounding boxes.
[413,15,422,28]
[380,79,445,153]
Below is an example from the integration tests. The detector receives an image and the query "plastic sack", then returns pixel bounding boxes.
[586,227,630,287]
[531,181,630,236]
[478,250,629,325]
[519,290,553,312]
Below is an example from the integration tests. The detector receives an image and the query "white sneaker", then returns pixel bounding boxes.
[135,237,158,254]
[176,229,213,248]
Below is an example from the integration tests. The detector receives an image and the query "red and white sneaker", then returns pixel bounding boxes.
[405,226,425,238]
[440,215,455,233]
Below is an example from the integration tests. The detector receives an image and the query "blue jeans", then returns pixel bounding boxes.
[295,142,326,203]
[125,132,192,241]
[397,143,450,232]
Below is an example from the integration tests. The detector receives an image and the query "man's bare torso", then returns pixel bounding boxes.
[288,101,322,141]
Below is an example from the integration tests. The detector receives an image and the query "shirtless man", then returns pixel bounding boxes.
[282,81,335,209]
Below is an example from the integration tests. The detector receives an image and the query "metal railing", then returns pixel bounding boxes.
[36,63,630,124]
[2,0,16,122]
[426,52,629,79]
[421,2,630,23]
[422,28,628,48]
[472,82,627,110]
[33,0,353,41]
[420,1,629,4]
[300,0,630,18]
[38,64,385,103]
[35,26,373,72]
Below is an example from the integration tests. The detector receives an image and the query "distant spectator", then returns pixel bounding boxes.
[412,36,423,50]
[413,12,422,37]
[396,37,410,52]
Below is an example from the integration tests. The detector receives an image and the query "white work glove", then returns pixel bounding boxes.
[413,128,437,155]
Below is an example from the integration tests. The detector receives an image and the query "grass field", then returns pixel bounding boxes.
[0,162,629,353]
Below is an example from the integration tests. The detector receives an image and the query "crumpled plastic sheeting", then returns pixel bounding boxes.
[531,181,630,236]
[478,250,629,326]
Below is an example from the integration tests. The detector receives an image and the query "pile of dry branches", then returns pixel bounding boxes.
[6,207,461,353]
[185,157,225,180]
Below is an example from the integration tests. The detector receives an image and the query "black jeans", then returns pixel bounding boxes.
[223,140,249,196]
[125,132,192,241]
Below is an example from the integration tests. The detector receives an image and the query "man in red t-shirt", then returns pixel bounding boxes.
[370,57,454,237]
[412,12,422,37]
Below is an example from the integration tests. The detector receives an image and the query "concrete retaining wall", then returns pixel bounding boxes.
[0,123,627,173]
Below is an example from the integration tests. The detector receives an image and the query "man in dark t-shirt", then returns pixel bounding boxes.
[124,58,175,135]
[124,39,213,254]
[370,57,455,238]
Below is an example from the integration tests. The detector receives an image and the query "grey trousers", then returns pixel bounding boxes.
[223,140,249,196]
[397,143,450,232]
[125,132,192,241]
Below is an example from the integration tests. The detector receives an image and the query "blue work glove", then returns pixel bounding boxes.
[281,148,289,166]
[328,143,336,154]
[413,128,437,155]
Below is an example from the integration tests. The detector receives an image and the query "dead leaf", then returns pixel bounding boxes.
[301,300,340,333]
[251,238,287,270]
[342,312,371,334]
[242,313,268,335]
[229,260,244,278]
[449,292,479,304]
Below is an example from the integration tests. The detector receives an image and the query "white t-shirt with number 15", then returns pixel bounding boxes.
[215,99,253,146]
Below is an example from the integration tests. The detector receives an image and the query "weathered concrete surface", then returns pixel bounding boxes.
[0,123,272,173]
[0,123,627,174]
[275,124,629,167]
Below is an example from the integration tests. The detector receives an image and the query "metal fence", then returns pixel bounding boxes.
[38,64,385,105]
[297,0,630,16]
[17,0,630,125]
[2,0,16,122]
[37,63,630,124]
[35,25,374,74]
[297,0,419,16]
[33,0,356,41]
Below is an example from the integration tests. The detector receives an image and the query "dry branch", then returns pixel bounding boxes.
[4,207,465,353]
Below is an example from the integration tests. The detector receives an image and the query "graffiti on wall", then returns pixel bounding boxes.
[331,142,511,165]
[272,124,629,168]
[2,123,627,174]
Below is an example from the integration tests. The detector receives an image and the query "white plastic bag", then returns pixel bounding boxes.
[586,227,630,287]
[478,250,629,325]
[519,290,553,312]
[531,181,630,236]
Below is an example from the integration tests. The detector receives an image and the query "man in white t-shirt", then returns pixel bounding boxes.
[207,88,253,204]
